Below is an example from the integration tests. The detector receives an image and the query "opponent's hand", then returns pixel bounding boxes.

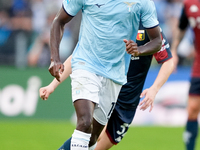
[48,60,64,82]
[123,39,140,56]
[139,87,157,112]
[39,85,55,100]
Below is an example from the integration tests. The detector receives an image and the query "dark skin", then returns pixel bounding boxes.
[48,7,162,147]
[48,8,73,82]
[124,27,162,56]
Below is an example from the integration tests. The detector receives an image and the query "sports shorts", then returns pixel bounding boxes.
[70,69,122,125]
[189,77,200,96]
[106,103,136,144]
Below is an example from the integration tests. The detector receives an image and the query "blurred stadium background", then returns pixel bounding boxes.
[0,0,199,149]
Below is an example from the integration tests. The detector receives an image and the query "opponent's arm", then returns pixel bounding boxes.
[49,7,73,82]
[171,28,187,71]
[171,6,188,71]
[40,55,72,100]
[139,58,174,112]
[124,26,162,56]
[171,28,187,52]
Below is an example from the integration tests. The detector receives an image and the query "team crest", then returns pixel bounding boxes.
[136,30,145,41]
[124,2,136,12]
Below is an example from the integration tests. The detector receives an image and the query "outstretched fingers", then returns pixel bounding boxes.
[139,89,154,112]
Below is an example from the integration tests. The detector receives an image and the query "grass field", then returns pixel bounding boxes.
[1,120,199,150]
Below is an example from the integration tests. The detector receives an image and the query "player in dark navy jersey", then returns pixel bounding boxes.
[40,23,174,150]
[171,0,200,150]
[95,24,174,150]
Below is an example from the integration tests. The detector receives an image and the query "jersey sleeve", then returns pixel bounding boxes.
[140,0,159,28]
[153,28,172,64]
[62,0,84,16]
[179,6,189,31]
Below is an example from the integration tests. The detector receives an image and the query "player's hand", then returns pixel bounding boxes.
[39,85,55,100]
[123,39,140,56]
[48,59,64,82]
[139,87,157,112]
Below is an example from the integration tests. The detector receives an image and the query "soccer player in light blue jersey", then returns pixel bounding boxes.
[47,0,162,149]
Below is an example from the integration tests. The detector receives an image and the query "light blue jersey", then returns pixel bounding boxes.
[63,0,159,85]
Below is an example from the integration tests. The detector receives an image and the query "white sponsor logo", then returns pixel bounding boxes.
[158,43,170,52]
[131,56,139,60]
[0,76,41,116]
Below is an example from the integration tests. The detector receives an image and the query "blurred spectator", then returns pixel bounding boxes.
[0,9,13,65]
[27,3,74,67]
[27,27,50,67]
[153,0,194,67]
[153,0,183,44]
[31,0,47,33]
[11,0,34,68]
[0,0,35,67]
[10,0,32,31]
[154,0,168,28]
[165,0,194,66]
[0,0,12,11]
[176,28,195,66]
[0,0,193,68]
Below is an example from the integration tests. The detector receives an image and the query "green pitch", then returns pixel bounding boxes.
[0,120,199,150]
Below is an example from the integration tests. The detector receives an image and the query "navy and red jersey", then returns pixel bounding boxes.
[179,0,200,77]
[117,24,172,109]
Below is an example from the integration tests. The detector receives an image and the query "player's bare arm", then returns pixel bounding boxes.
[138,26,162,56]
[40,55,72,100]
[171,29,187,71]
[139,58,174,112]
[124,26,162,56]
[49,7,73,82]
